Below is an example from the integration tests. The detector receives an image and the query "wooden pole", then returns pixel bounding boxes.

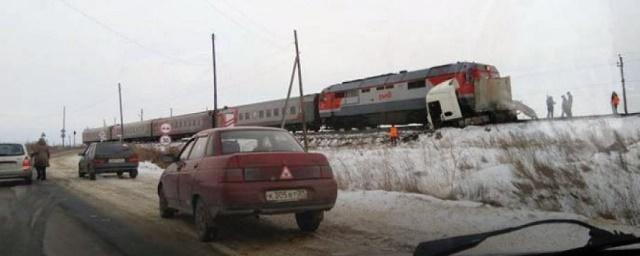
[281,58,298,129]
[294,30,308,151]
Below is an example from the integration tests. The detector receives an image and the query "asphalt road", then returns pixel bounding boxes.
[0,177,226,256]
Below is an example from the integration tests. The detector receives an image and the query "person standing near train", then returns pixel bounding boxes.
[611,91,620,115]
[566,91,573,118]
[389,124,399,146]
[30,138,50,181]
[546,95,556,119]
[560,95,568,118]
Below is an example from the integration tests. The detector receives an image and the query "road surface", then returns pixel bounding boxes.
[1,150,639,256]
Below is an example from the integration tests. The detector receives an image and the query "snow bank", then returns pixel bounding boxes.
[137,161,164,179]
[316,116,640,225]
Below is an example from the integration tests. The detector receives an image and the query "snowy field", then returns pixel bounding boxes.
[316,116,640,225]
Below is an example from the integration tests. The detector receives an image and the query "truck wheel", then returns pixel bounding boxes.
[194,199,217,242]
[158,187,176,218]
[295,210,323,232]
[89,170,96,180]
[117,172,123,178]
[129,170,138,179]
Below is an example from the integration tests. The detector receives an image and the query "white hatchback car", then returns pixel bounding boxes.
[0,143,33,184]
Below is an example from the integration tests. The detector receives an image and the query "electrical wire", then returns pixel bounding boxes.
[200,0,289,51]
[55,0,206,66]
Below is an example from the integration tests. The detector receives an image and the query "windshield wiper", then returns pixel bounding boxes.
[413,219,639,256]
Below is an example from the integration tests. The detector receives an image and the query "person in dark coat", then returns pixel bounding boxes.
[546,96,555,119]
[566,91,573,118]
[31,138,50,181]
[560,95,568,118]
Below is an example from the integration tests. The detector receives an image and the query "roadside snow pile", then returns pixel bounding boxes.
[316,116,640,225]
[137,161,164,179]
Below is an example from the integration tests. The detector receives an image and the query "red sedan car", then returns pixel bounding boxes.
[158,127,338,241]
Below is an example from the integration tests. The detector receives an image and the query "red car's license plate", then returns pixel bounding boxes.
[265,189,308,202]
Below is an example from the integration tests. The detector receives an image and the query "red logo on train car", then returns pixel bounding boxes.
[378,91,392,100]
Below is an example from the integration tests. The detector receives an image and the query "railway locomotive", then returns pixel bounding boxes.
[83,61,526,144]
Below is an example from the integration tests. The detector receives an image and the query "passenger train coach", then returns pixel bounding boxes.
[83,61,513,144]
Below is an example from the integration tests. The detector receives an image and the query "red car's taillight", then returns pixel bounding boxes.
[93,159,106,165]
[320,165,333,179]
[221,168,244,183]
[22,157,31,170]
[127,154,139,163]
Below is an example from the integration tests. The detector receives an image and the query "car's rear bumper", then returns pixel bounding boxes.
[211,179,338,216]
[0,169,33,180]
[219,202,335,215]
[94,164,138,173]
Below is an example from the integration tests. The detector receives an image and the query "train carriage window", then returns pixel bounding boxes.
[259,110,264,118]
[290,106,296,115]
[245,113,250,120]
[408,80,426,89]
[239,113,244,120]
[361,88,370,93]
[376,86,384,91]
[345,90,358,97]
[335,92,345,98]
[385,85,394,89]
[266,109,272,118]
[274,108,279,116]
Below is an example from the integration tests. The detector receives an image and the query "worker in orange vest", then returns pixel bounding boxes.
[389,124,399,146]
[611,91,620,115]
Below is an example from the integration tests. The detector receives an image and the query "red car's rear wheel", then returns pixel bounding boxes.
[194,199,217,242]
[295,210,324,232]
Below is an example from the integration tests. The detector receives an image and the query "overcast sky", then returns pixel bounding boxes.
[1,0,638,143]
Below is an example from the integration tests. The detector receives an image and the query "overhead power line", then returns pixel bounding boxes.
[201,0,288,50]
[56,0,205,66]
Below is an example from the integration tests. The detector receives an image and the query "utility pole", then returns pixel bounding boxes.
[139,108,144,121]
[617,54,628,114]
[212,33,218,114]
[294,30,308,152]
[73,130,76,147]
[61,106,66,147]
[170,108,173,117]
[118,83,124,142]
[280,58,298,129]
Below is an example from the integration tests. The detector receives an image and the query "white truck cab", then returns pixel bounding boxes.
[425,79,463,128]
[426,77,529,129]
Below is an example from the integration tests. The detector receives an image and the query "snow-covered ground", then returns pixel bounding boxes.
[49,144,640,255]
[317,116,640,225]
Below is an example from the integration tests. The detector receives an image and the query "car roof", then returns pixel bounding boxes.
[195,126,287,136]
[94,141,130,144]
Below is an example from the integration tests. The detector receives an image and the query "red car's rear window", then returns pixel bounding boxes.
[220,130,303,154]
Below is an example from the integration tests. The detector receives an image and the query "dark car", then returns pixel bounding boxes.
[158,127,338,241]
[78,142,139,180]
